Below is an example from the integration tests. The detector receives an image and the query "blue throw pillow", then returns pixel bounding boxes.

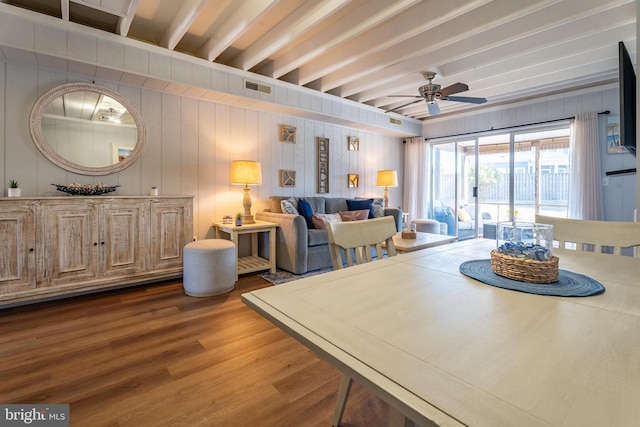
[297,198,315,228]
[346,198,374,219]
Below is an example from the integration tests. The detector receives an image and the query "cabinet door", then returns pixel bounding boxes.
[0,202,36,292]
[99,202,147,277]
[43,202,98,286]
[149,199,192,271]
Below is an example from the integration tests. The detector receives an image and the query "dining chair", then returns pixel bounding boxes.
[535,215,640,256]
[326,215,398,269]
[325,215,399,426]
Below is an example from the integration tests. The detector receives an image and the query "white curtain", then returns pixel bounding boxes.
[402,137,429,222]
[568,111,603,220]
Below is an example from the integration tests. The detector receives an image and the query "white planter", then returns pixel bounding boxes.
[7,188,21,197]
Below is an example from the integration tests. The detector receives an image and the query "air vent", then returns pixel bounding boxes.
[389,117,402,125]
[244,79,272,95]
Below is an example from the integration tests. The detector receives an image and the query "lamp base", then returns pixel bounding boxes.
[242,186,256,224]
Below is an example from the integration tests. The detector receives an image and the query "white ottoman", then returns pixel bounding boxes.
[411,218,440,234]
[183,239,236,297]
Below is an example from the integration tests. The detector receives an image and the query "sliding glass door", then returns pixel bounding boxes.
[428,126,571,240]
[429,142,463,238]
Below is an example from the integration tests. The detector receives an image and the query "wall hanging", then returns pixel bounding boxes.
[280,125,296,143]
[348,174,359,188]
[280,170,296,187]
[348,136,360,151]
[317,137,330,193]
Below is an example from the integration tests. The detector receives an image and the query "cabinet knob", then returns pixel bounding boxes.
[94,242,98,246]
[29,248,34,252]
[101,242,105,245]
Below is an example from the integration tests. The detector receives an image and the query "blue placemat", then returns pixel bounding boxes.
[459,259,605,297]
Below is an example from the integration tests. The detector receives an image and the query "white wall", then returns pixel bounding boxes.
[423,87,637,222]
[0,61,405,240]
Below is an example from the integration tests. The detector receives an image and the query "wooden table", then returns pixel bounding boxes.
[242,239,640,427]
[389,231,457,253]
[214,220,277,280]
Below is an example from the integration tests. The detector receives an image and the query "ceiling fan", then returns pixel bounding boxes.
[386,71,487,115]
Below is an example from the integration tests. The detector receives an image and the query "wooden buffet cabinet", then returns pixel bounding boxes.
[0,196,193,307]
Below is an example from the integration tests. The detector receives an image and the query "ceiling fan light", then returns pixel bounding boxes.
[427,100,440,115]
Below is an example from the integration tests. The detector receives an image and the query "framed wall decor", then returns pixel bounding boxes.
[317,137,330,193]
[606,116,627,154]
[279,169,296,187]
[112,144,133,163]
[348,174,359,188]
[280,125,296,143]
[348,136,360,151]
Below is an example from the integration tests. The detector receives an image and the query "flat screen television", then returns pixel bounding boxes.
[619,41,636,156]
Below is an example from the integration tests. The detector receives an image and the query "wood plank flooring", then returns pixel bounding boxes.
[0,275,390,426]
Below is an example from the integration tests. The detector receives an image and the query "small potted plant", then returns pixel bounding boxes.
[235,212,243,226]
[7,180,21,197]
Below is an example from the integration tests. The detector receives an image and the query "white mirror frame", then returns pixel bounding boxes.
[29,83,147,176]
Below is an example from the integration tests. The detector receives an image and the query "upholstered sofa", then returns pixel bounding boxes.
[256,196,403,274]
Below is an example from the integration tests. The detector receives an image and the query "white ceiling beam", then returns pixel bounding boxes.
[61,0,69,20]
[199,0,279,62]
[375,22,635,113]
[400,44,626,118]
[259,0,419,79]
[159,0,208,50]
[230,0,351,71]
[294,0,491,86]
[365,3,635,107]
[324,0,559,95]
[117,0,139,36]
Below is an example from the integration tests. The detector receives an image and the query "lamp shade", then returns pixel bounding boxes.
[376,170,398,187]
[230,160,262,185]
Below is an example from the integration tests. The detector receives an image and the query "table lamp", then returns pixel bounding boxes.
[230,160,262,224]
[376,170,398,208]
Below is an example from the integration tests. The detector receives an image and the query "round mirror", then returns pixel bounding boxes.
[30,83,147,176]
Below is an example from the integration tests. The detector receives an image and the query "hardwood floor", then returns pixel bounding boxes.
[0,275,390,426]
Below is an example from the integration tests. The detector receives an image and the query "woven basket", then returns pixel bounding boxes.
[401,229,416,239]
[490,250,559,283]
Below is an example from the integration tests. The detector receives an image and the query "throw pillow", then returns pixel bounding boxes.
[458,207,472,222]
[339,209,369,221]
[297,198,315,228]
[346,198,374,219]
[280,198,299,215]
[311,213,342,229]
[372,197,384,218]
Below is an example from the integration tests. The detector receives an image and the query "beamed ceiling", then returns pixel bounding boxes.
[1,0,636,120]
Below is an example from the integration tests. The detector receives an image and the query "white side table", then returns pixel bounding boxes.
[214,220,278,280]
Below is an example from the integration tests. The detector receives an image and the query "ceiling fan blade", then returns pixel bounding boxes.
[444,95,487,104]
[438,82,468,97]
[385,99,423,113]
[387,95,422,98]
[427,100,440,115]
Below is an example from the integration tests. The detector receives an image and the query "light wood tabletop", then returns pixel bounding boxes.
[242,239,640,427]
[389,231,457,253]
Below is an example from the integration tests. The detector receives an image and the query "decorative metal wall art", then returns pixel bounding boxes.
[348,174,359,188]
[317,137,330,193]
[280,125,296,143]
[348,136,360,151]
[280,169,296,187]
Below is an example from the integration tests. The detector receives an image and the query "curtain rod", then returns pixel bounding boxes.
[423,110,610,141]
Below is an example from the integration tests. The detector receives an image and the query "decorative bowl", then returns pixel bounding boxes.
[52,183,120,196]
